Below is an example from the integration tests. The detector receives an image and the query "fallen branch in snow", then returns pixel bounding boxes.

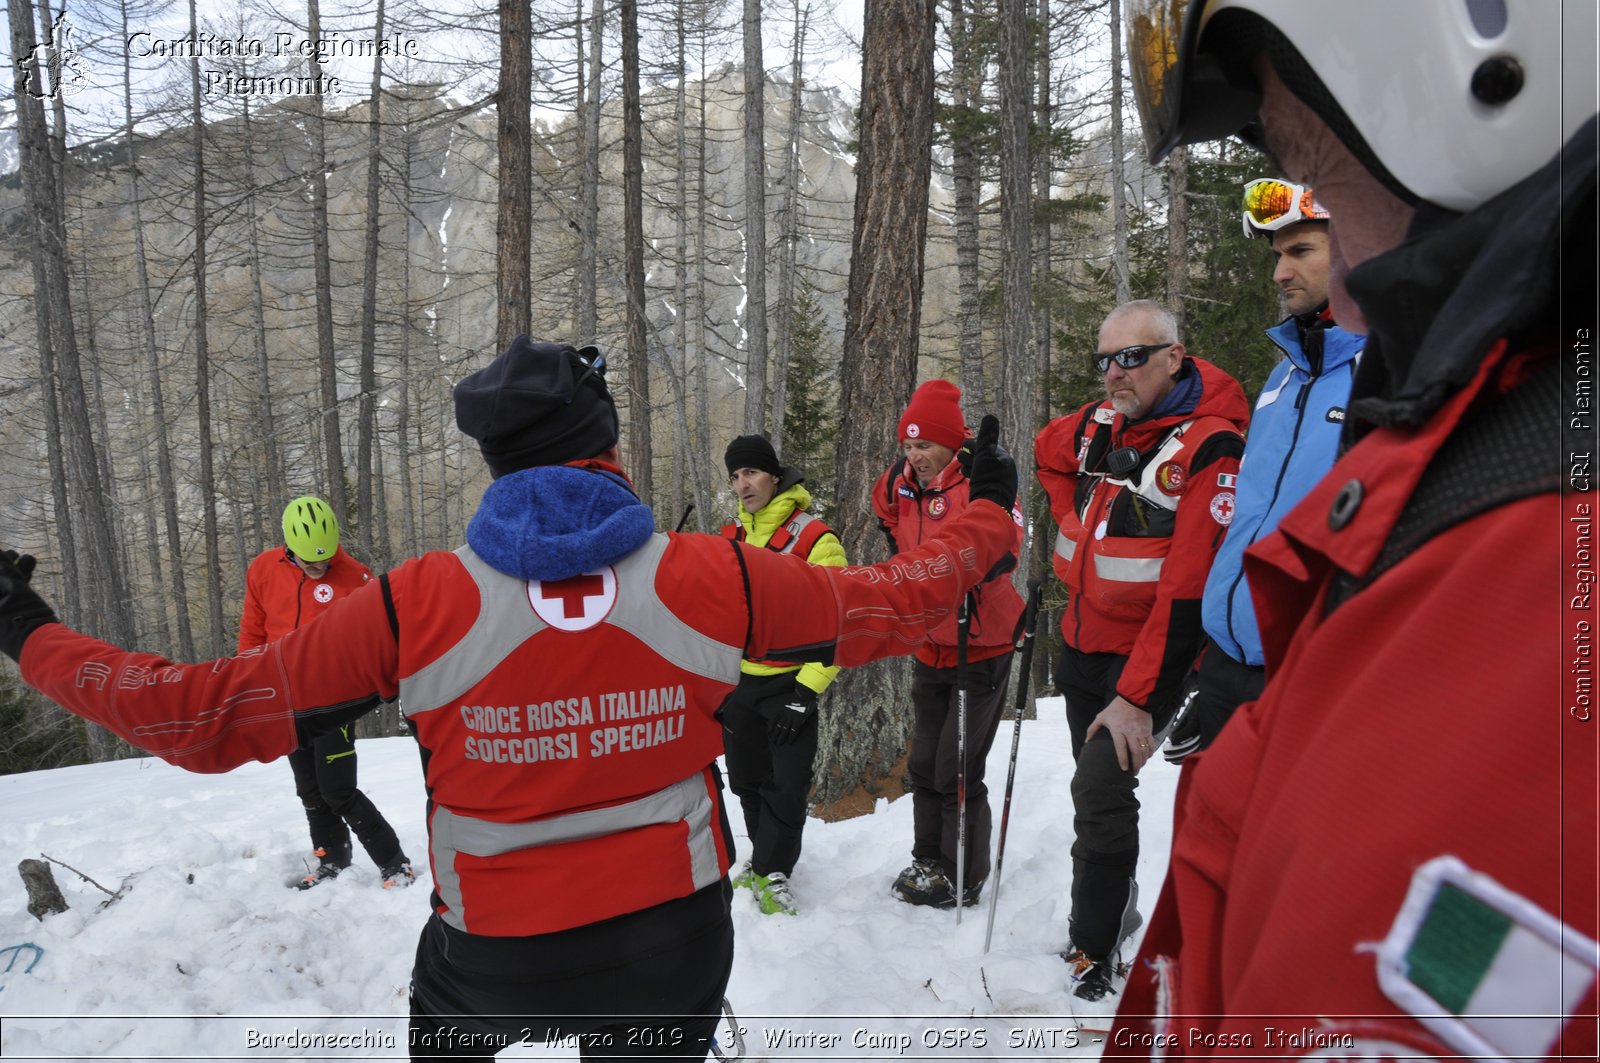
[40,853,120,899]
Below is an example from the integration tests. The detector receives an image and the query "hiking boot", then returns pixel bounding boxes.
[380,860,417,890]
[752,872,798,916]
[1061,946,1127,1003]
[731,859,757,891]
[294,847,351,891]
[892,861,981,908]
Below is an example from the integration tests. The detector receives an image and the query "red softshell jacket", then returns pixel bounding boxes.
[871,457,1025,668]
[237,547,373,651]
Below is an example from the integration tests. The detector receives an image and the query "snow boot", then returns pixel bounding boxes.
[893,860,980,909]
[752,872,797,916]
[380,859,417,890]
[731,859,757,891]
[294,845,352,890]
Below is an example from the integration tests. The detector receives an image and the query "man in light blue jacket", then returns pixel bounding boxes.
[1165,179,1365,762]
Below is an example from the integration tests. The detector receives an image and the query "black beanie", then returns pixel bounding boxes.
[454,336,620,478]
[724,434,783,478]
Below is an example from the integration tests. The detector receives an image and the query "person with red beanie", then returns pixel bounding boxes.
[0,338,1023,1062]
[872,379,1025,909]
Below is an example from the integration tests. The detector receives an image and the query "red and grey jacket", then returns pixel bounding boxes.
[19,460,1017,939]
[237,547,372,651]
[1112,123,1598,1059]
[1035,357,1247,709]
[871,455,1025,668]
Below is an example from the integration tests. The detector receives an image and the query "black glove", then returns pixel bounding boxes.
[1163,684,1236,765]
[767,683,818,746]
[956,436,976,477]
[0,550,60,664]
[966,414,1017,512]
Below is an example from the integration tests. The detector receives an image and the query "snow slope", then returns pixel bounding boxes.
[0,697,1178,1061]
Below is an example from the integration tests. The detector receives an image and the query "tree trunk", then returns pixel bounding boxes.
[769,2,808,455]
[579,0,604,342]
[1029,0,1054,704]
[1165,144,1190,333]
[740,0,770,434]
[1109,0,1131,303]
[815,0,937,816]
[620,0,653,508]
[497,0,532,351]
[949,0,985,409]
[357,0,388,564]
[306,0,348,523]
[997,0,1035,555]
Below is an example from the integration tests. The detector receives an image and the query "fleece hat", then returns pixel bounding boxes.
[897,379,968,450]
[724,434,784,478]
[454,336,620,478]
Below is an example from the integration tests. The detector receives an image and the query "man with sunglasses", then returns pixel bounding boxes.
[0,336,1022,1061]
[1034,300,1248,1002]
[1162,180,1363,764]
[1115,1,1596,1057]
[240,495,414,891]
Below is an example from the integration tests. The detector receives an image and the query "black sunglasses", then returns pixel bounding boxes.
[1092,342,1173,375]
[565,348,606,405]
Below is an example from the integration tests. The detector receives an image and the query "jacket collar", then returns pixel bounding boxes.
[738,482,812,540]
[1345,115,1596,434]
[466,463,656,582]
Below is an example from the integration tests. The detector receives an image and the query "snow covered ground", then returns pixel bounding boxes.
[0,696,1178,1061]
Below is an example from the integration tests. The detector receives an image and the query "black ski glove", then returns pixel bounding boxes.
[767,683,818,746]
[1163,684,1236,765]
[966,415,1017,512]
[956,436,977,478]
[0,550,60,664]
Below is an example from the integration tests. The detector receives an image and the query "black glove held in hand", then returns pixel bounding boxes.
[1163,684,1236,765]
[0,550,60,663]
[966,415,1017,512]
[767,684,818,746]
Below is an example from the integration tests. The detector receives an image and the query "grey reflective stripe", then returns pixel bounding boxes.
[1054,529,1077,563]
[400,547,546,717]
[401,537,743,714]
[606,535,744,682]
[1093,553,1165,583]
[777,511,818,556]
[429,771,721,932]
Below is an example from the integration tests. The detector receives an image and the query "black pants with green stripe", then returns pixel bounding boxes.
[287,721,404,869]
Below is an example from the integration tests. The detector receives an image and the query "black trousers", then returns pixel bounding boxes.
[1055,645,1179,960]
[287,721,404,868]
[408,881,735,1061]
[907,653,1013,887]
[721,673,819,878]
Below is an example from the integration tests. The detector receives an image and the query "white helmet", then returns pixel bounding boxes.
[1128,0,1597,212]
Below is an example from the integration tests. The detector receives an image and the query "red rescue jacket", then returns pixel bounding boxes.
[1035,357,1247,709]
[871,456,1025,668]
[237,547,373,651]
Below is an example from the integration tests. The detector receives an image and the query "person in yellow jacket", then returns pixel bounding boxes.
[719,434,846,916]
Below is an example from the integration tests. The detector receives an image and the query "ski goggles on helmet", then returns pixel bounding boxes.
[1093,342,1173,375]
[1241,178,1329,237]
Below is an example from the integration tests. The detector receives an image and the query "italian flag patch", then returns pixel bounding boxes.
[1375,856,1598,1058]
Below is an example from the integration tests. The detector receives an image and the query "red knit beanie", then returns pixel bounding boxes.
[897,380,967,450]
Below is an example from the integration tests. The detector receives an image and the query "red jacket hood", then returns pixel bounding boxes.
[1110,356,1251,445]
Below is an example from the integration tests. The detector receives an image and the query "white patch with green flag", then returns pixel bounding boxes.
[1375,855,1598,1059]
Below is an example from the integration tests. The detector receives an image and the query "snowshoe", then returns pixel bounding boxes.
[892,860,980,908]
[730,859,757,891]
[1061,946,1132,1003]
[380,860,417,890]
[293,847,351,891]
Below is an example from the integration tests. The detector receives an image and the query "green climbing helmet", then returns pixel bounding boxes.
[282,496,340,562]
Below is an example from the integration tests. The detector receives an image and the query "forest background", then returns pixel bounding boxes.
[0,0,1281,809]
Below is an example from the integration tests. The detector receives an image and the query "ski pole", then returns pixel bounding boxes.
[954,592,972,925]
[674,504,696,532]
[983,577,1043,954]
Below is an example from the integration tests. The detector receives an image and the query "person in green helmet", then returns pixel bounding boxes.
[239,495,414,890]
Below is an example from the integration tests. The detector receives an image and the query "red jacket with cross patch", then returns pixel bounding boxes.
[237,546,372,652]
[18,468,1018,937]
[1034,357,1247,710]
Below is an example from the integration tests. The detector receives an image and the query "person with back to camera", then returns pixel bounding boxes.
[239,496,415,890]
[1113,1,1597,1055]
[0,337,1023,1061]
[718,433,846,917]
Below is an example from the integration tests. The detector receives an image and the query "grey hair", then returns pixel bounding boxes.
[1103,300,1180,345]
